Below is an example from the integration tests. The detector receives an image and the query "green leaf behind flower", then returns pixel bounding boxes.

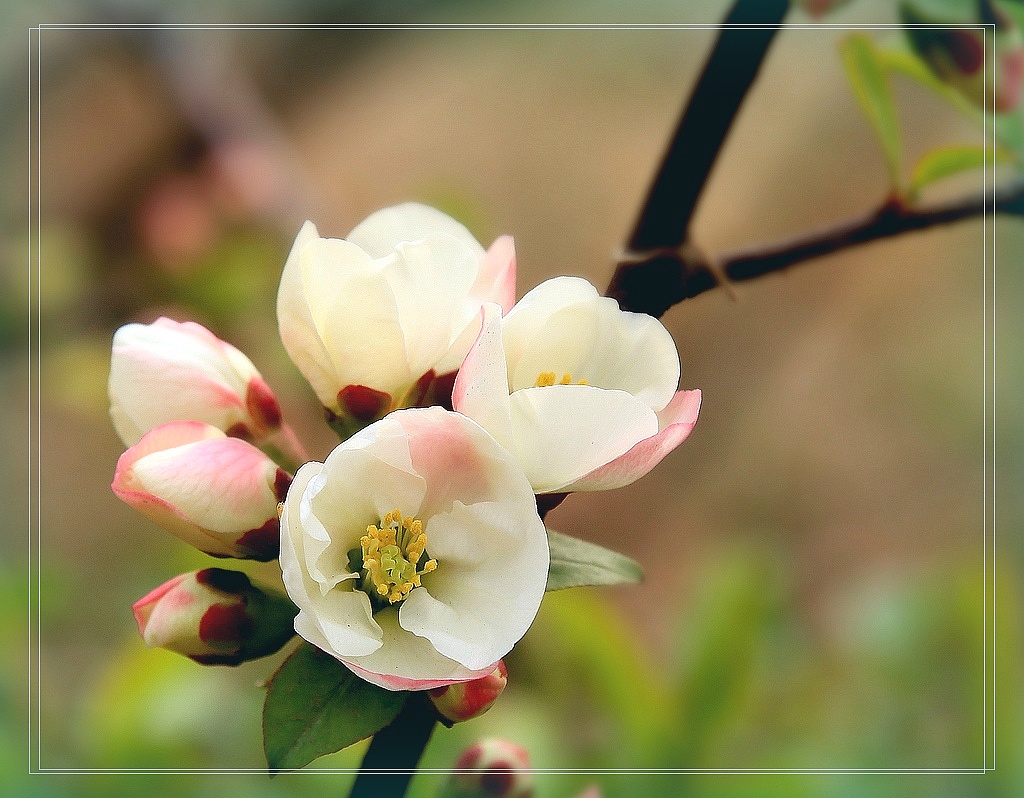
[544,528,643,591]
[263,642,408,772]
[840,34,904,187]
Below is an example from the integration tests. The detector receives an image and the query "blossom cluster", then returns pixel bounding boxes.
[111,203,701,698]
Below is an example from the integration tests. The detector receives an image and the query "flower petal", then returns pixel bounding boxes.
[386,234,479,381]
[277,221,339,407]
[568,389,702,492]
[474,234,517,313]
[510,296,680,410]
[507,385,659,494]
[340,608,494,691]
[345,202,485,259]
[399,499,547,670]
[452,304,515,453]
[280,462,383,658]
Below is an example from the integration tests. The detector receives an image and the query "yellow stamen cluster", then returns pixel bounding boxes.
[360,509,437,605]
[534,371,588,387]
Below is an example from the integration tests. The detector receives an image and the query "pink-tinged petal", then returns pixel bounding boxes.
[452,304,515,452]
[475,235,516,313]
[132,572,190,634]
[507,385,659,494]
[567,389,701,492]
[112,421,282,558]
[339,609,494,691]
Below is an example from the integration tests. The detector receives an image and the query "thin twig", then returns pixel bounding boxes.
[607,178,1024,318]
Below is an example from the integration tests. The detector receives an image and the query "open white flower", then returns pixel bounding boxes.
[279,407,547,691]
[109,317,284,447]
[277,203,516,431]
[453,277,701,494]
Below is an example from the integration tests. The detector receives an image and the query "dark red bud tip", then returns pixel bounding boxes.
[337,384,391,422]
[247,377,283,432]
[195,568,252,593]
[480,764,514,796]
[225,422,254,441]
[236,518,282,562]
[199,602,252,646]
[273,468,292,502]
[941,30,985,74]
[427,370,457,411]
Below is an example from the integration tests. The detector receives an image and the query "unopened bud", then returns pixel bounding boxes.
[429,661,507,724]
[132,568,297,665]
[902,0,1024,112]
[439,738,533,798]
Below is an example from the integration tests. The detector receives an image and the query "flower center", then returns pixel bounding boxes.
[359,509,437,606]
[534,371,588,387]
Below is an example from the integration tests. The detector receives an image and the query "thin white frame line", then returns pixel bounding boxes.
[29,23,992,31]
[32,768,993,774]
[988,16,998,773]
[25,23,33,778]
[26,20,998,776]
[34,23,42,778]
[982,22,988,772]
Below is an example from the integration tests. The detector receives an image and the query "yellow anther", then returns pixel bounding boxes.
[535,371,587,388]
[359,510,437,606]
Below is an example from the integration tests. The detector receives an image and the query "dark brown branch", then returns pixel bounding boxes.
[626,0,790,252]
[348,695,437,798]
[607,179,1024,317]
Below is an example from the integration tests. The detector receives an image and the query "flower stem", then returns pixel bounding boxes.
[348,694,438,798]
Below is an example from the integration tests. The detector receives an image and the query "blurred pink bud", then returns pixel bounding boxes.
[799,0,852,18]
[138,174,217,268]
[902,0,1024,112]
[109,317,284,447]
[133,568,296,665]
[112,420,291,561]
[440,738,534,798]
[429,661,508,724]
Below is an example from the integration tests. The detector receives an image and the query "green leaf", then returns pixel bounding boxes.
[263,643,408,772]
[880,44,980,119]
[909,144,1016,197]
[840,34,903,187]
[545,528,643,591]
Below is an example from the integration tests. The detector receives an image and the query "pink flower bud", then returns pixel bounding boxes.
[132,568,296,665]
[902,0,1024,112]
[112,420,291,560]
[798,0,852,19]
[439,738,534,798]
[429,661,508,724]
[109,317,284,447]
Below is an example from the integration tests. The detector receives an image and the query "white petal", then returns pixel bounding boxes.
[399,500,547,670]
[300,239,413,399]
[501,276,601,377]
[340,608,489,691]
[346,202,485,259]
[385,235,479,380]
[277,221,340,407]
[281,462,383,658]
[510,296,680,410]
[507,385,659,493]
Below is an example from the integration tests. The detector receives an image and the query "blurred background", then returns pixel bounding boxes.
[5,0,1022,796]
